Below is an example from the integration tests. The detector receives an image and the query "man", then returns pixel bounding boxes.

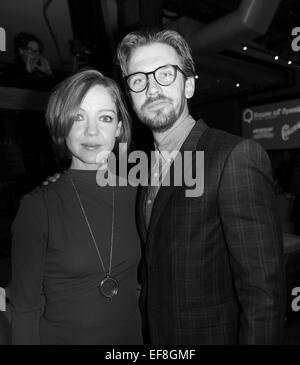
[116,30,286,345]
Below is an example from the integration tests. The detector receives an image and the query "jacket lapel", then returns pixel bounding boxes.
[136,184,148,243]
[146,119,208,246]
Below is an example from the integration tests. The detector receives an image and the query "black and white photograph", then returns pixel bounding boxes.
[0,0,300,349]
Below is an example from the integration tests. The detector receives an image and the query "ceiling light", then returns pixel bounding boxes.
[288,60,292,65]
[236,83,240,88]
[195,75,199,79]
[243,46,248,51]
[274,55,279,61]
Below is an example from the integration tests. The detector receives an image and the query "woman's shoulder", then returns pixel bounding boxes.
[12,187,49,233]
[16,186,49,219]
[19,174,69,209]
[13,174,70,230]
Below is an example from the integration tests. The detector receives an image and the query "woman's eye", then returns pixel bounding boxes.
[74,114,84,122]
[99,115,113,123]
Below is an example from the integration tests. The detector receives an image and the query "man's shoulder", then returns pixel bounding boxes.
[197,124,266,165]
[196,125,243,157]
[205,127,243,147]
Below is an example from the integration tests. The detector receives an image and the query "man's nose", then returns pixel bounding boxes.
[145,74,161,97]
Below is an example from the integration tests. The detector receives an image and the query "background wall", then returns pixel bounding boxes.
[192,99,242,136]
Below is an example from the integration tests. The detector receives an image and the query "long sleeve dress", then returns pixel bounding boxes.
[10,169,143,345]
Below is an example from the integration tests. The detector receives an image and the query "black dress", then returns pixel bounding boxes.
[10,169,143,345]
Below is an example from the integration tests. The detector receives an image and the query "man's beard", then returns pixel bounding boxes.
[136,96,179,133]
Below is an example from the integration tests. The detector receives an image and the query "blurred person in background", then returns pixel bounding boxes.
[1,32,55,91]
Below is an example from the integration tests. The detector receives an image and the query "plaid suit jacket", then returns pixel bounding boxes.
[136,119,286,345]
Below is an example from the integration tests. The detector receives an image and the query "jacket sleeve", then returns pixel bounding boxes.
[9,192,48,345]
[218,139,286,344]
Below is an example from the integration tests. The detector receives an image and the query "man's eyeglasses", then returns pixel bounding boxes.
[125,64,186,93]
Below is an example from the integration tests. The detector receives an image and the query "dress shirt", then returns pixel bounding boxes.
[144,115,196,228]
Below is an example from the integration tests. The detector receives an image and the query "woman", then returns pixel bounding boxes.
[9,70,143,345]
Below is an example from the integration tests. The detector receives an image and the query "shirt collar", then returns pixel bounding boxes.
[154,114,196,157]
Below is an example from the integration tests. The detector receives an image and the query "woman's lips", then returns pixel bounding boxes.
[81,144,102,150]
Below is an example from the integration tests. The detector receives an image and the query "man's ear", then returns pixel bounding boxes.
[185,77,195,99]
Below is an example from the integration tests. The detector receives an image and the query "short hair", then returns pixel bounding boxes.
[15,32,44,54]
[116,30,195,77]
[45,69,131,159]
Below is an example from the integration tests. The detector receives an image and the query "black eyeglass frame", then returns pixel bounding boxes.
[124,64,186,93]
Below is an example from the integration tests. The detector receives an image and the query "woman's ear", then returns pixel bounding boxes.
[116,121,122,138]
[185,77,195,99]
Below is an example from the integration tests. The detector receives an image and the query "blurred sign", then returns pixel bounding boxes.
[242,99,300,150]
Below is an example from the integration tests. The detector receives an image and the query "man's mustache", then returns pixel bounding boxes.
[142,95,171,109]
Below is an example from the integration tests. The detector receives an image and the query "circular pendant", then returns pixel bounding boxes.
[100,275,119,299]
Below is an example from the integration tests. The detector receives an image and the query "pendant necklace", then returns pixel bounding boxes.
[68,172,118,300]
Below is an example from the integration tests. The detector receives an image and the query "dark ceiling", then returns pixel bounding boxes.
[159,0,300,105]
[163,0,241,22]
[70,0,300,106]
